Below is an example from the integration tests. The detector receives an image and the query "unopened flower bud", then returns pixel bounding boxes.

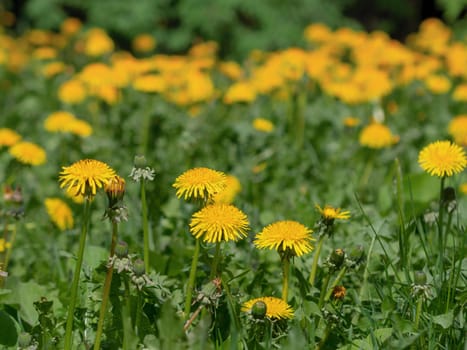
[133,258,145,276]
[18,332,32,347]
[115,241,129,258]
[251,300,267,319]
[134,155,147,168]
[105,175,125,204]
[414,271,427,285]
[332,285,346,300]
[329,248,345,268]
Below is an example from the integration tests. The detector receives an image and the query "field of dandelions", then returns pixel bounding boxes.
[1,15,467,350]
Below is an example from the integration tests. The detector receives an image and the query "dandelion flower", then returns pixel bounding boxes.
[315,204,351,221]
[331,285,346,300]
[64,185,85,204]
[418,140,467,177]
[253,118,275,133]
[173,167,226,201]
[0,128,21,147]
[254,220,314,257]
[359,122,399,149]
[9,141,46,165]
[242,296,293,320]
[44,198,74,230]
[448,115,467,146]
[132,34,156,53]
[189,203,249,243]
[212,174,241,204]
[59,159,116,197]
[44,111,76,132]
[58,79,87,104]
[68,119,92,137]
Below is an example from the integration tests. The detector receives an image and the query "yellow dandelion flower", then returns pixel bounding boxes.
[0,238,12,253]
[84,28,114,57]
[132,34,156,53]
[173,167,227,201]
[254,220,314,257]
[242,296,293,320]
[359,122,399,149]
[44,198,74,231]
[59,159,116,197]
[223,82,257,104]
[64,185,85,204]
[424,74,451,94]
[418,140,467,177]
[343,116,360,128]
[253,118,275,133]
[61,17,82,36]
[41,61,67,78]
[0,128,21,147]
[448,115,467,146]
[212,175,242,204]
[44,111,76,132]
[58,79,87,104]
[452,83,467,101]
[132,74,166,94]
[9,141,46,166]
[189,203,249,243]
[315,204,350,221]
[460,183,467,195]
[68,119,92,137]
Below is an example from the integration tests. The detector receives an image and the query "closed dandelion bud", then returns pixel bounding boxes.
[105,175,125,204]
[133,258,145,276]
[251,300,267,319]
[115,241,129,258]
[332,285,346,300]
[18,332,32,347]
[329,248,345,269]
[414,271,427,285]
[134,155,147,168]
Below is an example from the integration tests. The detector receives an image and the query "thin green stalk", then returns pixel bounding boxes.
[141,179,150,273]
[64,199,91,350]
[318,273,330,309]
[309,235,325,286]
[436,177,446,283]
[281,257,290,301]
[210,242,221,279]
[359,234,376,301]
[122,278,132,350]
[184,238,200,319]
[414,297,423,330]
[94,221,119,350]
[324,266,348,303]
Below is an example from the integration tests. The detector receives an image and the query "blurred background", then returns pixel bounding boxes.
[1,0,467,59]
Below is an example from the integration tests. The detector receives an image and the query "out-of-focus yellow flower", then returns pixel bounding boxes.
[84,28,114,57]
[189,41,218,57]
[343,116,360,128]
[359,122,399,149]
[452,83,467,101]
[132,74,166,93]
[44,197,74,231]
[303,23,333,43]
[253,118,275,133]
[218,61,243,80]
[61,17,82,36]
[448,115,467,146]
[58,79,87,104]
[212,175,242,204]
[424,74,451,94]
[0,128,21,147]
[132,34,156,53]
[32,47,57,60]
[9,141,47,166]
[41,61,67,78]
[223,81,257,104]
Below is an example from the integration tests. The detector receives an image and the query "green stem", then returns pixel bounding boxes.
[94,221,119,350]
[64,199,91,350]
[318,273,330,309]
[184,238,200,319]
[210,242,221,279]
[359,234,376,301]
[324,266,348,303]
[141,180,150,273]
[282,257,290,301]
[436,177,445,284]
[309,235,325,286]
[122,278,132,350]
[414,297,423,330]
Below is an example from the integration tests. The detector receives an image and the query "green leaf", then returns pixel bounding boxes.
[0,310,18,346]
[368,327,393,344]
[432,310,454,329]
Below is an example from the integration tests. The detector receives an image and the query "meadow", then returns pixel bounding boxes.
[0,15,466,349]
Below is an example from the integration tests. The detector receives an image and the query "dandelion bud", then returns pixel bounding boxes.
[133,258,145,276]
[251,300,267,319]
[105,175,125,204]
[329,248,345,269]
[115,241,129,258]
[134,155,147,168]
[414,271,427,285]
[18,332,32,347]
[331,285,346,300]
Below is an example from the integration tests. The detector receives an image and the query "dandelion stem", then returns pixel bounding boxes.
[436,176,445,283]
[318,273,330,309]
[414,296,423,330]
[141,179,150,273]
[184,238,200,319]
[324,266,348,303]
[281,257,290,301]
[210,242,221,279]
[309,235,325,286]
[94,221,118,350]
[64,199,91,350]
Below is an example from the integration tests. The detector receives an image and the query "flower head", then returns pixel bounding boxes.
[0,128,21,147]
[242,296,293,320]
[254,220,314,257]
[9,141,46,165]
[359,122,399,149]
[253,118,275,133]
[212,174,241,204]
[59,159,116,197]
[448,115,467,146]
[315,204,350,222]
[44,198,74,231]
[331,285,346,300]
[418,140,467,177]
[189,203,249,243]
[173,167,226,202]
